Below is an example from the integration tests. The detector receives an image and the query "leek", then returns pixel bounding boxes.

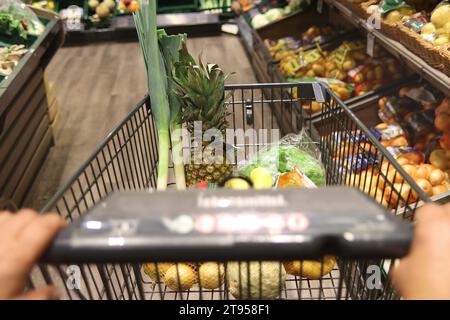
[158,30,187,190]
[134,2,187,190]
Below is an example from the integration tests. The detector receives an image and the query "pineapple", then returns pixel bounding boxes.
[173,44,234,186]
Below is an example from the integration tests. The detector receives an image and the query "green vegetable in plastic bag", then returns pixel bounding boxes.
[238,131,326,186]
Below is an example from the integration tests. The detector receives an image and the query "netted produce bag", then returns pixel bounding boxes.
[0,0,45,39]
[238,130,326,187]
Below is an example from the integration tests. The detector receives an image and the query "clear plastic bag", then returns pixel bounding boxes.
[0,0,45,39]
[238,130,326,186]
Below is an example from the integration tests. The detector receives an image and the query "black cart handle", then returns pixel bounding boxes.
[40,187,412,264]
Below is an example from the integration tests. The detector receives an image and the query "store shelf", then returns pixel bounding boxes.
[64,12,224,45]
[324,0,450,96]
[0,14,64,208]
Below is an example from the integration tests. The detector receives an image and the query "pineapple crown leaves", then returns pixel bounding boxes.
[172,44,233,134]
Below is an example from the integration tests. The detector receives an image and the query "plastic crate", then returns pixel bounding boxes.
[31,82,429,300]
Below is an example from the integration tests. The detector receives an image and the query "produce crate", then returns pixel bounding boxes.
[30,82,429,300]
[397,24,445,72]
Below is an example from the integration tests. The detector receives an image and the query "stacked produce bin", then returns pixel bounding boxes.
[0,4,64,209]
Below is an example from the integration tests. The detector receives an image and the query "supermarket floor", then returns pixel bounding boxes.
[24,34,256,210]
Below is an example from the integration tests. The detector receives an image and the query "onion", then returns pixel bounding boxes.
[397,157,410,166]
[430,157,448,170]
[402,152,423,164]
[421,164,435,174]
[432,185,448,196]
[429,169,446,186]
[402,164,416,178]
[416,178,433,196]
[414,166,429,180]
[430,149,448,170]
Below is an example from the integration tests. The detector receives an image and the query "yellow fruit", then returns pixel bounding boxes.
[224,178,251,190]
[143,262,173,282]
[104,0,115,11]
[385,10,402,22]
[343,59,356,71]
[283,256,336,279]
[431,4,450,28]
[164,264,197,291]
[434,35,450,46]
[250,167,273,189]
[421,23,436,34]
[96,3,110,18]
[198,262,225,289]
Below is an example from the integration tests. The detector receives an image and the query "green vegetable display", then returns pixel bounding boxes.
[0,0,44,40]
[0,12,28,39]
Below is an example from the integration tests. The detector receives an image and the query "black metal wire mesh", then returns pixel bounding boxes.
[34,83,429,300]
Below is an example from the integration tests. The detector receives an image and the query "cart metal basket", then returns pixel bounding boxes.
[32,83,430,300]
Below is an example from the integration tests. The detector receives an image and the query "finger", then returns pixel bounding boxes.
[414,203,444,223]
[1,210,38,240]
[0,211,13,226]
[16,214,65,271]
[14,286,60,300]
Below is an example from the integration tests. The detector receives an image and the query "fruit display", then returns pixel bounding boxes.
[117,0,140,14]
[243,0,310,29]
[331,85,450,207]
[87,0,115,24]
[275,38,403,108]
[0,0,45,39]
[264,26,340,62]
[0,44,28,77]
[396,1,450,47]
[28,1,56,11]
[377,0,416,23]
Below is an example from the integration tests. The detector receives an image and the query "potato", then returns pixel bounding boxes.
[336,87,351,101]
[343,59,356,71]
[378,98,388,109]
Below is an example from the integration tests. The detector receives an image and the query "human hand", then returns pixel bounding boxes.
[391,203,450,300]
[0,210,65,300]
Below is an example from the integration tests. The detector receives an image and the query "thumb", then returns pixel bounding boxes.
[14,286,60,300]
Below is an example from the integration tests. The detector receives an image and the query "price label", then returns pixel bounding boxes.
[317,0,323,13]
[367,33,375,57]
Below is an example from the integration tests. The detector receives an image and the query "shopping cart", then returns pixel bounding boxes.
[32,83,430,300]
